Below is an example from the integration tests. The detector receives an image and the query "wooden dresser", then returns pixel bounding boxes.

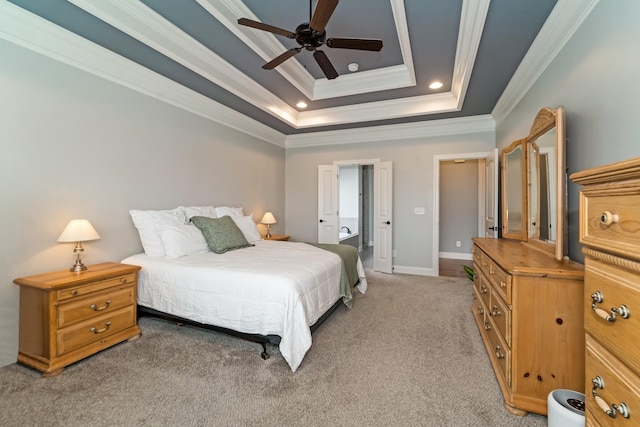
[471,237,585,416]
[14,262,141,377]
[571,157,640,426]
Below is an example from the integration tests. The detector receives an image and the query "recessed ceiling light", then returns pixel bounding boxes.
[348,63,359,72]
[296,101,308,109]
[429,81,444,90]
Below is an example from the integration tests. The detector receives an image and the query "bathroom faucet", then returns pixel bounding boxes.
[341,226,351,234]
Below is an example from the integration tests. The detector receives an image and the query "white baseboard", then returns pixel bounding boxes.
[439,252,473,260]
[392,265,436,276]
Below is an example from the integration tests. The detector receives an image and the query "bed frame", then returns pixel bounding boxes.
[137,298,344,360]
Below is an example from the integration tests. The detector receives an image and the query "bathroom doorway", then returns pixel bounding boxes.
[338,165,373,268]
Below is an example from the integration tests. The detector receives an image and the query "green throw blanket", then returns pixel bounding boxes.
[306,243,360,308]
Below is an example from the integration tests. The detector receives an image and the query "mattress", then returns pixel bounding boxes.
[122,240,365,372]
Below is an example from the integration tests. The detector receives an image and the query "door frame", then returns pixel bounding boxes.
[432,151,495,276]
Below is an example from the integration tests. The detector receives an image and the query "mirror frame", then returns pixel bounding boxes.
[500,106,567,261]
[501,138,527,241]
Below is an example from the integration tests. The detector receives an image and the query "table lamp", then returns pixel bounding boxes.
[57,219,101,272]
[261,212,276,239]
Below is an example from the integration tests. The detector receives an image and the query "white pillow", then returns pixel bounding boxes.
[215,206,244,218]
[232,214,262,243]
[183,205,216,222]
[159,224,209,258]
[129,207,186,256]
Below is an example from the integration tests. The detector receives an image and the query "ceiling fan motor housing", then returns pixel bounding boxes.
[295,23,326,50]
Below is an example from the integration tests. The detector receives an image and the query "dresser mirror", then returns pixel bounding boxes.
[501,106,567,261]
[501,139,527,240]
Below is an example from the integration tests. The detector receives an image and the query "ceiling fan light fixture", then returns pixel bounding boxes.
[429,81,444,90]
[348,63,359,72]
[296,101,308,109]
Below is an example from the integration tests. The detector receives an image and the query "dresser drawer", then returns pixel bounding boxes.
[585,258,640,377]
[476,271,491,309]
[57,286,135,328]
[486,318,511,386]
[486,259,511,305]
[56,306,135,356]
[57,273,136,300]
[580,192,640,262]
[489,291,510,346]
[585,335,640,426]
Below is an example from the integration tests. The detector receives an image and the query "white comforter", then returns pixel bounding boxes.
[122,240,366,372]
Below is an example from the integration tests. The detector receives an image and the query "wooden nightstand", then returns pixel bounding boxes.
[263,234,290,241]
[13,262,141,377]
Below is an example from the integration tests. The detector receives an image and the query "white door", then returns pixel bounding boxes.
[485,149,499,238]
[317,165,339,243]
[373,161,393,273]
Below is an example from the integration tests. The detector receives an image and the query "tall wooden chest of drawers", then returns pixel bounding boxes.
[471,237,585,416]
[14,262,141,377]
[571,157,640,426]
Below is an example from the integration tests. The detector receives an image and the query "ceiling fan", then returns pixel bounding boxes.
[237,0,383,80]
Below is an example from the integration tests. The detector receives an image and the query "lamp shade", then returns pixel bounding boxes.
[261,212,277,225]
[57,219,101,243]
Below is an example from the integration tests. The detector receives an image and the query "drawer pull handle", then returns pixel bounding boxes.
[480,285,488,294]
[121,277,128,283]
[591,291,630,322]
[483,320,491,331]
[90,300,111,311]
[71,290,79,296]
[477,305,484,315]
[592,375,631,419]
[90,321,111,334]
[600,211,619,226]
[494,345,505,360]
[491,306,501,317]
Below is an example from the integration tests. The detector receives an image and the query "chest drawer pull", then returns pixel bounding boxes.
[90,321,111,334]
[491,306,502,317]
[483,320,491,331]
[90,300,111,311]
[600,211,619,226]
[477,305,484,315]
[592,376,631,419]
[495,345,505,360]
[591,291,630,322]
[480,285,488,294]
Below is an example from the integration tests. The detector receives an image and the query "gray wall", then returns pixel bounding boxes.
[285,133,495,275]
[0,40,285,368]
[440,160,478,255]
[496,0,640,263]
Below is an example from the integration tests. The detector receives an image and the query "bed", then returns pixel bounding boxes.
[123,206,367,372]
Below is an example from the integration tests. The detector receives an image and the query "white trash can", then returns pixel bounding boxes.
[547,389,585,427]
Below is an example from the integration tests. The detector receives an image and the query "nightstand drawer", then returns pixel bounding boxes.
[57,286,135,328]
[56,306,135,356]
[57,273,136,300]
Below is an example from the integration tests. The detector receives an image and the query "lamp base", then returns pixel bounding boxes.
[70,252,87,272]
[265,224,272,239]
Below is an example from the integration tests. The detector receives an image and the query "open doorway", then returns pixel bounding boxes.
[432,150,498,277]
[338,165,373,268]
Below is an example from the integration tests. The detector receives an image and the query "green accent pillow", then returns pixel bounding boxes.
[190,215,254,254]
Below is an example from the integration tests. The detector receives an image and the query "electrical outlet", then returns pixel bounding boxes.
[414,207,425,215]
[456,240,461,247]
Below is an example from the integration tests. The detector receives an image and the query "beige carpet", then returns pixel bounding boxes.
[0,270,548,426]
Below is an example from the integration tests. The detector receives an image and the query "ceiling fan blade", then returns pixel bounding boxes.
[310,0,339,33]
[327,38,383,51]
[313,50,339,80]
[262,48,302,70]
[238,18,296,39]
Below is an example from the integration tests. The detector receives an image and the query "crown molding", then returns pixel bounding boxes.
[0,1,286,147]
[286,115,496,148]
[69,0,299,127]
[491,0,600,125]
[452,0,490,107]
